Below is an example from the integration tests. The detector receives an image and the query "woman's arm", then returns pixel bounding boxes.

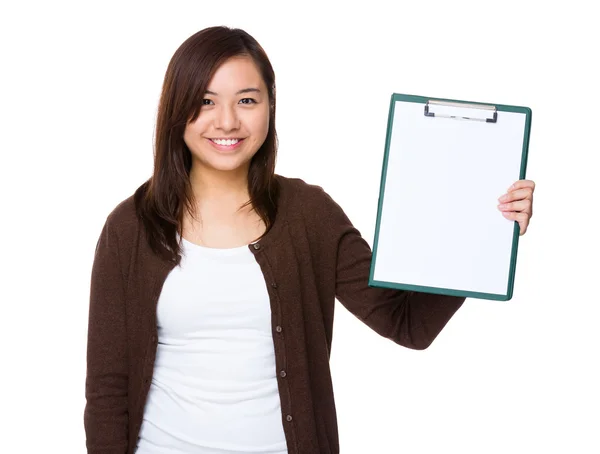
[311,184,465,349]
[334,211,465,349]
[84,215,129,453]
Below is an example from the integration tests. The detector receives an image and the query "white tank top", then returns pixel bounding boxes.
[135,237,287,454]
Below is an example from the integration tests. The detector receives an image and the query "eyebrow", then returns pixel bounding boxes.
[204,88,261,96]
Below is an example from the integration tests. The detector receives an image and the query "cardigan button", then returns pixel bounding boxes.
[275,325,282,333]
[253,243,261,250]
[279,370,287,378]
[286,415,293,422]
[271,282,278,288]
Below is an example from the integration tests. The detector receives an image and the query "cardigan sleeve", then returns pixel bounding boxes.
[314,184,465,350]
[84,215,129,453]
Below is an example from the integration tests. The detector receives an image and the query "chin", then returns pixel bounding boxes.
[206,159,252,173]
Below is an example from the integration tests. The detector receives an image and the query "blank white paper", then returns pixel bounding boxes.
[372,100,527,296]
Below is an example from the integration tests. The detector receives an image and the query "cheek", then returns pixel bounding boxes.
[255,110,270,137]
[245,116,268,151]
[183,120,207,143]
[183,125,192,141]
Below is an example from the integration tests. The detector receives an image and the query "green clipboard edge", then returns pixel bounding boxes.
[368,93,532,301]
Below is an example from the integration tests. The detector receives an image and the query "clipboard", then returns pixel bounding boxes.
[369,93,532,301]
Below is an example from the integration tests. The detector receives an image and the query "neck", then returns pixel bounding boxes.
[189,165,251,209]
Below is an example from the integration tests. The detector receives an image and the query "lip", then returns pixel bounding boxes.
[207,138,245,152]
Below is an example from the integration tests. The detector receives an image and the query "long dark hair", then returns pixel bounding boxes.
[134,26,280,265]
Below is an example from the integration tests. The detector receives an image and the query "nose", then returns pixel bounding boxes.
[214,104,240,132]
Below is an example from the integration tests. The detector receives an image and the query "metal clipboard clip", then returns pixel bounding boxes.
[424,99,498,123]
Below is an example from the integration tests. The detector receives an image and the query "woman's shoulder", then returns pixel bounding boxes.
[276,173,330,206]
[101,179,149,242]
[276,174,347,228]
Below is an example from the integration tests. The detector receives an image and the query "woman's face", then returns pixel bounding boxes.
[184,56,270,175]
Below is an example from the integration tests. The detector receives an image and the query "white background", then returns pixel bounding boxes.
[1,1,598,453]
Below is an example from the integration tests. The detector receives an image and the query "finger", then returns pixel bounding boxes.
[508,179,535,192]
[497,199,532,214]
[498,188,533,203]
[501,211,529,235]
[502,212,529,235]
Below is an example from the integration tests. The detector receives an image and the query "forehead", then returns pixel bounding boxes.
[206,56,265,92]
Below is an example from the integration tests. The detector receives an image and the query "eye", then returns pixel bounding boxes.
[201,99,214,105]
[239,98,257,104]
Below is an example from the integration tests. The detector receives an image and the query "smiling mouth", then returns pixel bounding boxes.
[209,138,244,146]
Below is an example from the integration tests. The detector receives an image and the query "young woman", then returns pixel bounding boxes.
[84,26,535,454]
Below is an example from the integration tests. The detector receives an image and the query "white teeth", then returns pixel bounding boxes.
[212,138,240,146]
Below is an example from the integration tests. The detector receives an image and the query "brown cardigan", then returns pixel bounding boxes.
[84,174,465,453]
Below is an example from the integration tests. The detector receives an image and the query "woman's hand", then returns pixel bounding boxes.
[497,179,535,236]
